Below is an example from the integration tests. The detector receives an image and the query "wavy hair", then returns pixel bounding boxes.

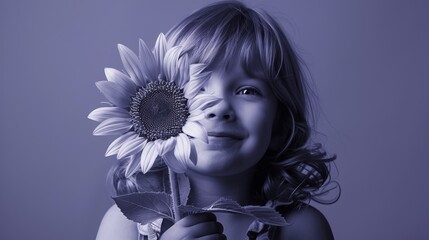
[109,0,339,205]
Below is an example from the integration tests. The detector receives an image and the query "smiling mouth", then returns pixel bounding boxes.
[207,131,243,139]
[204,131,244,149]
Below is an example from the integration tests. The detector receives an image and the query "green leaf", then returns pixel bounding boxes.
[177,173,190,205]
[136,168,170,194]
[179,198,287,226]
[113,192,174,225]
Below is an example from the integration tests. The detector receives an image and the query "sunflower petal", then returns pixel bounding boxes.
[155,137,176,156]
[117,138,146,159]
[88,107,129,122]
[176,54,189,88]
[93,117,132,136]
[105,132,136,157]
[189,142,198,165]
[163,46,189,88]
[188,94,222,112]
[139,39,157,82]
[104,68,137,95]
[153,33,167,73]
[118,44,145,86]
[190,63,207,76]
[125,153,142,178]
[174,133,192,167]
[141,141,159,174]
[163,46,181,82]
[96,81,131,108]
[187,111,205,122]
[184,64,212,99]
[182,121,208,143]
[163,150,186,173]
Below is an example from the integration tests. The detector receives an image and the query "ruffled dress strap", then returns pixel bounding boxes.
[137,218,163,240]
[245,201,305,239]
[246,220,279,240]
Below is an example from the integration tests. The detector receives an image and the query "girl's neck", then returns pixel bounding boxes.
[186,168,256,207]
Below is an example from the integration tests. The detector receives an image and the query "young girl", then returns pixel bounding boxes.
[95,1,338,239]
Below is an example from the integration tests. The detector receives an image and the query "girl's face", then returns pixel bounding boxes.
[187,62,278,176]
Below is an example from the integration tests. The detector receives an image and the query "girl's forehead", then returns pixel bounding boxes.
[208,61,271,88]
[212,62,245,77]
[207,51,266,80]
[209,56,245,77]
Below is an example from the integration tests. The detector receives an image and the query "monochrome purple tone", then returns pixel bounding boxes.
[1,0,428,239]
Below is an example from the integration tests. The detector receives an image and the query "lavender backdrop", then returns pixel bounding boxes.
[1,0,428,239]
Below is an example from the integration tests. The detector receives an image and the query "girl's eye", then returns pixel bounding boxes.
[236,87,261,96]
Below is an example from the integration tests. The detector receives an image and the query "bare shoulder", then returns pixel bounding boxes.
[276,205,334,240]
[95,205,138,240]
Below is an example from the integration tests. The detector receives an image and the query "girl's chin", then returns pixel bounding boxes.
[186,158,255,177]
[186,163,232,176]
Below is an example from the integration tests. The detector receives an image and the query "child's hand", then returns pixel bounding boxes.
[160,212,226,240]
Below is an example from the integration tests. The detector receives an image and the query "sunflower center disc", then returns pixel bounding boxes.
[143,92,172,122]
[130,81,188,141]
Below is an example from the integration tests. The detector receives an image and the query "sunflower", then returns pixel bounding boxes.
[89,33,219,175]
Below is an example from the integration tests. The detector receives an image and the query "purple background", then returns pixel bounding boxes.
[1,0,428,239]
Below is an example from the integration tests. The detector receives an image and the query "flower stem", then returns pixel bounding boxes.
[168,168,181,221]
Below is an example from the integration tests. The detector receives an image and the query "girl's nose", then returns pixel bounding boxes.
[205,100,236,121]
